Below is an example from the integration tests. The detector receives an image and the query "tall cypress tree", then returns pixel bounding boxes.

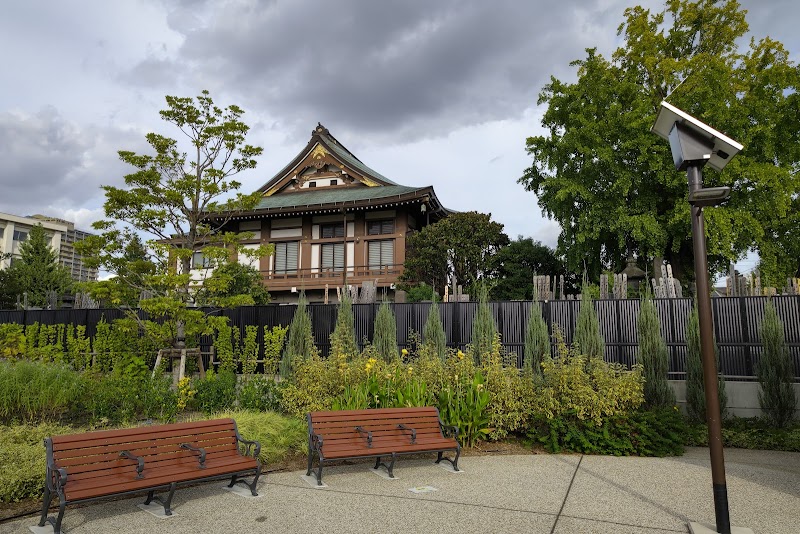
[758,301,797,427]
[685,305,727,422]
[637,296,676,408]
[330,290,358,359]
[373,300,398,363]
[470,284,496,364]
[573,283,604,359]
[524,294,549,375]
[423,297,447,362]
[280,291,316,377]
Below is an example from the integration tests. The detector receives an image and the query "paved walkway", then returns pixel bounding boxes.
[4,447,799,534]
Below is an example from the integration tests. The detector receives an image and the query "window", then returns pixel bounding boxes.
[274,241,299,274]
[0,227,4,238]
[308,181,317,188]
[13,230,28,242]
[330,179,338,186]
[368,239,394,269]
[367,219,394,235]
[321,223,345,239]
[192,251,210,269]
[321,242,345,272]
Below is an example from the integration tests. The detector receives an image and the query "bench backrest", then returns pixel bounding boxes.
[48,418,241,478]
[308,407,446,447]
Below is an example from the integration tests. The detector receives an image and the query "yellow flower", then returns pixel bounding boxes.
[408,367,413,374]
[365,363,373,371]
[457,350,464,360]
[385,373,392,379]
[401,348,409,356]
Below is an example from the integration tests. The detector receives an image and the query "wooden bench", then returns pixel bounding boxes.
[306,407,460,486]
[38,418,262,534]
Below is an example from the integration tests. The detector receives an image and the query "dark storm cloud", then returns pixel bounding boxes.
[0,107,144,216]
[135,0,622,139]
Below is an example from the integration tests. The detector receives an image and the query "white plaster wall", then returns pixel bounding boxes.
[670,380,800,418]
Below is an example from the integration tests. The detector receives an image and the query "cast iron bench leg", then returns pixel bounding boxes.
[38,484,53,527]
[306,447,314,477]
[435,448,461,471]
[53,500,66,534]
[228,466,262,496]
[163,482,177,516]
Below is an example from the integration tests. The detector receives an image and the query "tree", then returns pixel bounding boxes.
[757,301,796,427]
[373,300,398,363]
[637,296,676,408]
[470,284,497,365]
[280,291,316,377]
[80,235,156,307]
[423,298,447,362]
[491,237,566,300]
[685,305,727,423]
[0,260,21,309]
[573,283,604,359]
[401,211,509,294]
[524,297,549,376]
[330,291,358,360]
[77,90,269,348]
[9,224,72,307]
[519,0,800,285]
[195,262,270,307]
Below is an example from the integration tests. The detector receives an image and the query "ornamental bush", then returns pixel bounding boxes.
[373,300,398,363]
[423,299,447,362]
[758,301,797,428]
[573,284,604,359]
[637,296,676,408]
[470,284,496,365]
[685,306,727,423]
[280,291,317,377]
[524,300,549,375]
[330,291,359,360]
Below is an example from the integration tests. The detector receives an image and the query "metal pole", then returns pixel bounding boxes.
[687,164,731,534]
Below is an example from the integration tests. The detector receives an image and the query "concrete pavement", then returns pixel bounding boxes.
[3,447,798,533]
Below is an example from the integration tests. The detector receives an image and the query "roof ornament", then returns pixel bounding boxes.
[314,122,329,136]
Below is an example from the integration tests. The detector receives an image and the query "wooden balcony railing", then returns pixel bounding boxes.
[262,264,404,290]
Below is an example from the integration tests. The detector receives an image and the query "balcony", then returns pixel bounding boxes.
[263,264,403,291]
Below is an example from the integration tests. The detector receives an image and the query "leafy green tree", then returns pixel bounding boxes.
[757,301,797,427]
[195,262,270,307]
[330,291,358,360]
[637,296,676,408]
[685,305,727,422]
[524,298,549,376]
[402,211,509,294]
[9,224,72,307]
[519,0,800,285]
[372,300,398,363]
[76,90,269,348]
[573,284,604,359]
[423,298,447,362]
[491,237,565,300]
[0,261,21,309]
[470,284,496,365]
[280,291,316,377]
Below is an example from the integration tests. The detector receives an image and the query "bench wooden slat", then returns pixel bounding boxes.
[52,425,236,453]
[51,420,236,446]
[65,447,243,478]
[54,435,238,466]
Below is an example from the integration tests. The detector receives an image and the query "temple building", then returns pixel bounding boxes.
[209,124,451,303]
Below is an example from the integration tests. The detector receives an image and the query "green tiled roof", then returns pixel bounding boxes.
[320,133,398,186]
[255,185,426,210]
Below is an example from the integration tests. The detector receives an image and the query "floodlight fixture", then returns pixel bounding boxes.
[651,101,743,172]
[687,186,731,207]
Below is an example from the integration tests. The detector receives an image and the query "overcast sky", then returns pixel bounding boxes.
[1,0,795,274]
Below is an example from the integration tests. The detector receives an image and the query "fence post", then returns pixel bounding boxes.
[738,296,753,377]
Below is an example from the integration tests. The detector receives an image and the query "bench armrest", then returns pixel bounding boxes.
[355,426,373,448]
[441,424,460,439]
[44,438,68,491]
[397,424,417,444]
[310,432,324,451]
[233,425,262,459]
[119,450,145,478]
[180,443,207,468]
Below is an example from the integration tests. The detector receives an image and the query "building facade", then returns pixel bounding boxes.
[209,124,450,303]
[0,212,98,282]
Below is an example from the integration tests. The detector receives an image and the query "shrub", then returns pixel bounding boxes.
[330,291,359,360]
[214,322,238,373]
[757,301,797,428]
[685,418,800,452]
[438,370,491,448]
[212,410,307,464]
[373,300,398,363]
[573,283,604,359]
[193,369,237,415]
[470,284,496,365]
[240,325,260,376]
[262,325,288,375]
[0,323,25,360]
[0,422,76,503]
[280,292,317,377]
[686,306,727,423]
[0,360,85,423]
[422,299,447,362]
[530,330,644,427]
[81,373,177,425]
[637,296,676,408]
[532,408,686,456]
[238,375,284,412]
[524,300,549,375]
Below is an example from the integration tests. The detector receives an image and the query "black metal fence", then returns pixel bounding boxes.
[1,296,798,381]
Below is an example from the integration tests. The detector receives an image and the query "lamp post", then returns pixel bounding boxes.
[652,102,751,534]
